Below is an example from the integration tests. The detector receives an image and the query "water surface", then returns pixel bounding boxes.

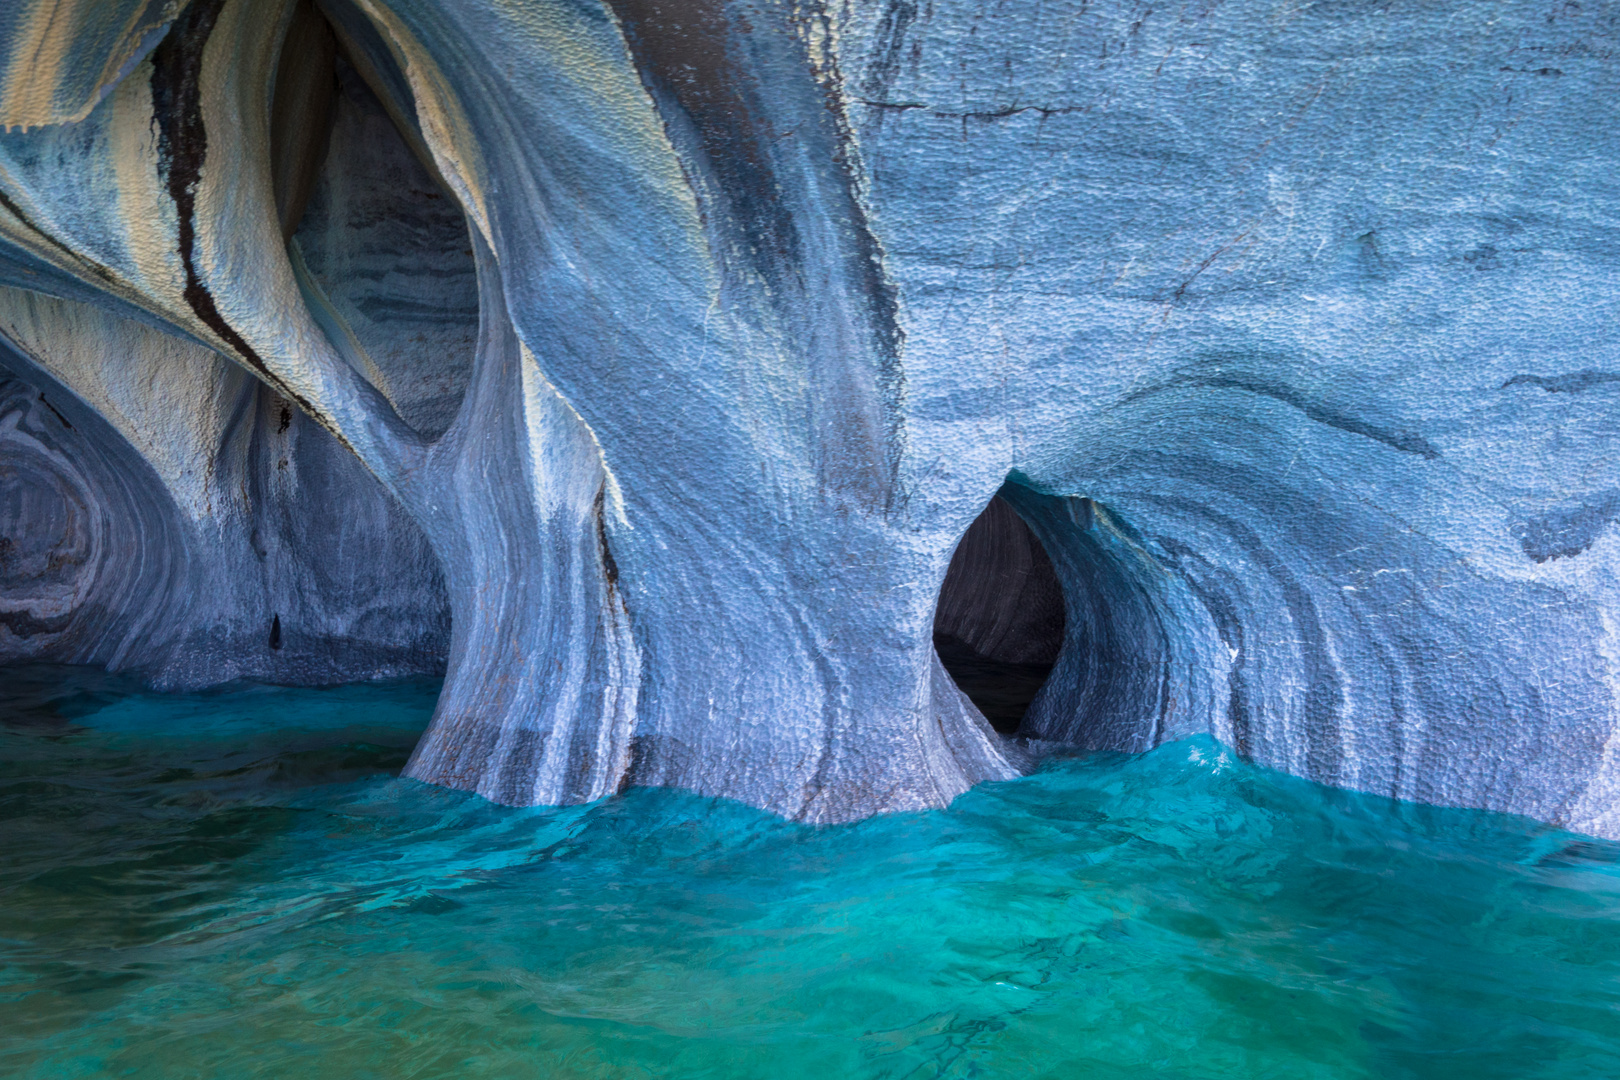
[3,666,1619,1078]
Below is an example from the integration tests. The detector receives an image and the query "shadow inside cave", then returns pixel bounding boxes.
[934,492,1067,734]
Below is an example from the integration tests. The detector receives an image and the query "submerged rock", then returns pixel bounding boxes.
[0,0,1618,833]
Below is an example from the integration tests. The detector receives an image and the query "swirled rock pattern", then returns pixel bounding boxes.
[0,365,183,665]
[834,0,1620,833]
[0,0,1617,832]
[0,288,448,685]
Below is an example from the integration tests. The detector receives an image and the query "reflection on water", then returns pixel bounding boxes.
[3,666,1620,1078]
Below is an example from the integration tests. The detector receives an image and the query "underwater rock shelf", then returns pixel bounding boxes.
[2,0,1619,834]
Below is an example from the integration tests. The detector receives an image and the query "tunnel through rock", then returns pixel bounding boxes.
[0,362,190,671]
[936,483,1190,753]
[276,0,480,441]
[934,490,1066,734]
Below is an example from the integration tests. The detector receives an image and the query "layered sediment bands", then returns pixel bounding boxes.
[339,0,1020,818]
[3,0,1620,833]
[0,287,449,686]
[997,486,1210,755]
[401,241,638,807]
[829,0,1620,834]
[1040,399,1615,825]
[0,0,179,128]
[0,365,186,668]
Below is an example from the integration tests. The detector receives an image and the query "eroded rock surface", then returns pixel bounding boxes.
[1,0,1618,833]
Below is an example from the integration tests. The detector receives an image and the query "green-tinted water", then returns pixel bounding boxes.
[2,667,1619,1078]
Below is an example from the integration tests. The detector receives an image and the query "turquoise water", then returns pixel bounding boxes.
[3,669,1620,1078]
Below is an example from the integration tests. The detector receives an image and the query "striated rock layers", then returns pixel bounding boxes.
[2,0,1620,833]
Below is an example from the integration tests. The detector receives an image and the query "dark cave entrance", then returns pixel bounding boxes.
[934,491,1067,734]
[271,0,481,442]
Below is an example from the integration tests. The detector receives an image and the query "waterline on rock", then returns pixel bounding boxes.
[3,668,1619,1078]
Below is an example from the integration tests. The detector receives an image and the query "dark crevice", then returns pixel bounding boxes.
[36,394,71,430]
[593,483,621,592]
[270,0,339,238]
[150,0,273,381]
[1503,371,1620,394]
[0,187,123,288]
[0,609,75,639]
[148,0,335,449]
[933,493,1064,733]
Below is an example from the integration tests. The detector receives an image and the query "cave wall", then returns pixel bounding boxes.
[0,0,1619,833]
[0,287,448,686]
[0,0,180,128]
[291,35,479,440]
[836,0,1620,831]
[0,359,188,670]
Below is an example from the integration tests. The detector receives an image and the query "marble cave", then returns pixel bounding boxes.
[5,2,1620,1072]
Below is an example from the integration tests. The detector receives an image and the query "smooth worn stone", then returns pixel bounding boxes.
[0,0,1616,834]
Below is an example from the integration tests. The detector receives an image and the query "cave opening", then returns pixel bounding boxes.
[933,488,1067,734]
[272,0,481,442]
